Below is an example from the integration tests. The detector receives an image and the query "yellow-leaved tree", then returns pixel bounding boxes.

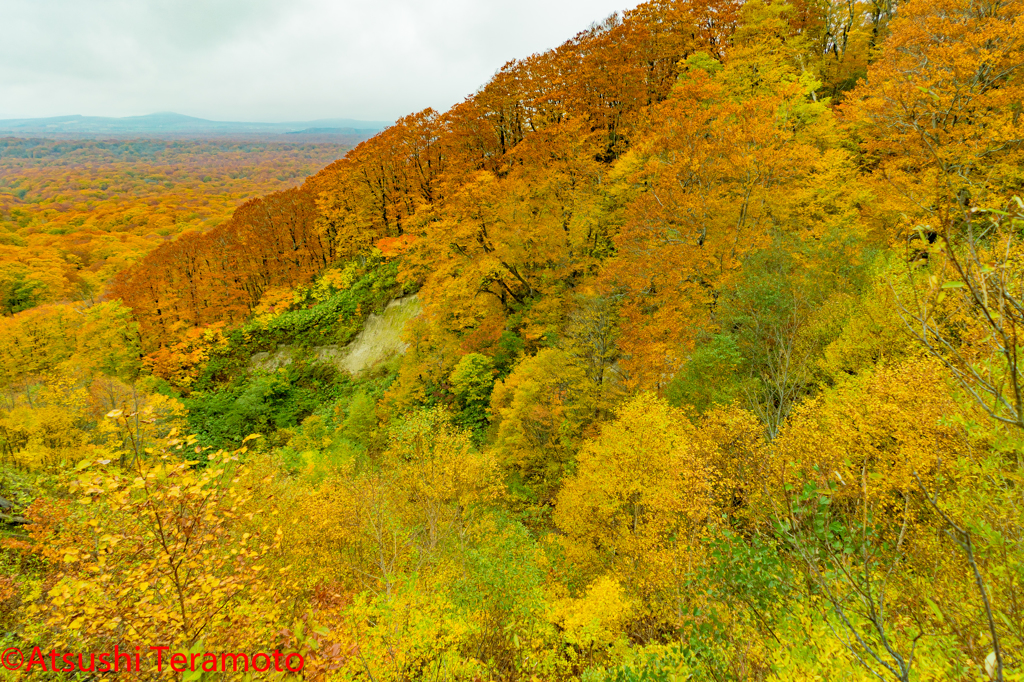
[771,358,986,680]
[554,392,715,640]
[24,436,297,677]
[489,348,596,510]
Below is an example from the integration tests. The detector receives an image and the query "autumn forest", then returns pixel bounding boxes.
[1,0,1023,679]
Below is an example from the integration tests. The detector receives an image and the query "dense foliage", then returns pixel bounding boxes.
[1,0,1023,679]
[0,139,358,313]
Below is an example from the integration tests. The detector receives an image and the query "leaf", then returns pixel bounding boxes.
[925,597,945,624]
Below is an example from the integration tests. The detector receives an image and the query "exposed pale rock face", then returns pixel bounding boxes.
[317,295,421,375]
[249,295,421,376]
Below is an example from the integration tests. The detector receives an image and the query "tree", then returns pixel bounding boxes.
[449,353,496,434]
[114,187,327,351]
[0,272,42,316]
[387,408,497,554]
[26,439,294,659]
[343,391,378,446]
[771,359,984,681]
[844,0,1024,238]
[489,349,595,508]
[554,393,715,639]
[67,300,142,383]
[893,201,1024,681]
[601,3,859,387]
[897,200,1024,429]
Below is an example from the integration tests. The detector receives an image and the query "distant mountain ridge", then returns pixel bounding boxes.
[0,112,392,138]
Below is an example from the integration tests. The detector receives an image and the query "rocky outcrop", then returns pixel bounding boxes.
[249,295,421,376]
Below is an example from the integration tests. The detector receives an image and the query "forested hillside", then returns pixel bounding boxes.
[1,0,1023,679]
[0,139,358,313]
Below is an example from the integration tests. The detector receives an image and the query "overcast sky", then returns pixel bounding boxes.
[1,0,639,123]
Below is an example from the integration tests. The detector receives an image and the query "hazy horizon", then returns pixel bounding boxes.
[2,0,638,123]
[0,112,392,126]
[0,112,387,127]
[0,111,391,140]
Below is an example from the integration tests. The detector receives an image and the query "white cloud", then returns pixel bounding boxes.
[0,0,637,122]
